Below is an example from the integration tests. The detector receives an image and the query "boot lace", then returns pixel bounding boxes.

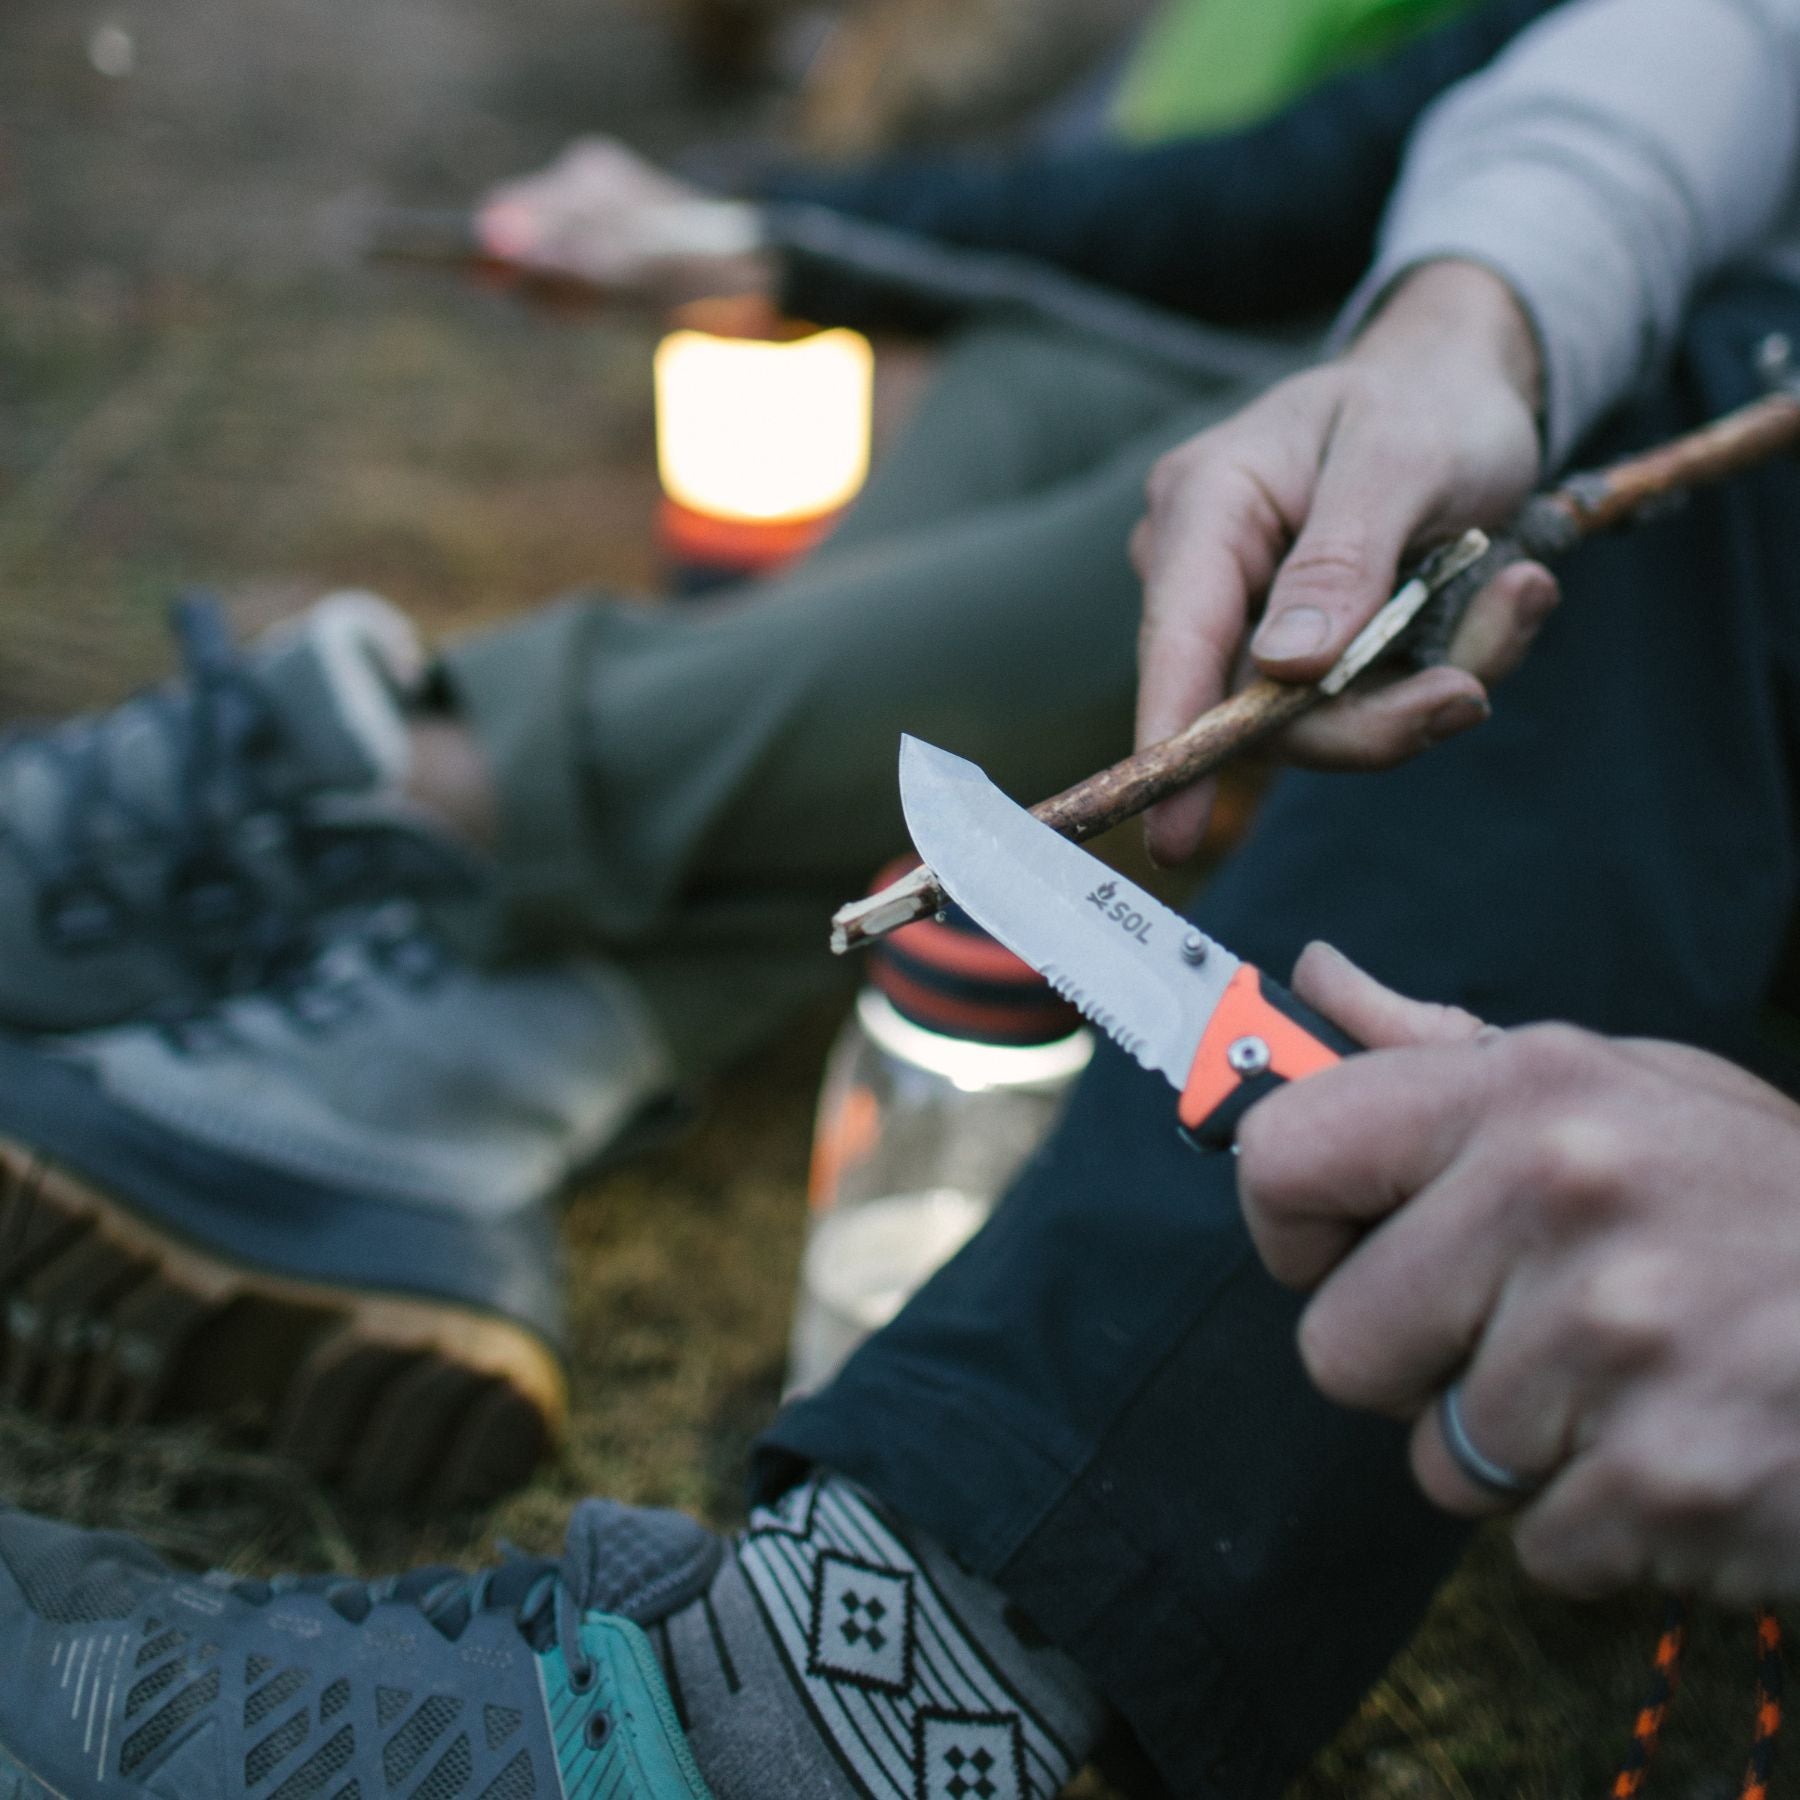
[230,1545,599,1688]
[1,592,416,984]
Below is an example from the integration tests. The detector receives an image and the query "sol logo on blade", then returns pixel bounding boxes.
[1085,881,1153,945]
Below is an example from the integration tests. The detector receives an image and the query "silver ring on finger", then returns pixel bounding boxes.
[1438,1380,1545,1503]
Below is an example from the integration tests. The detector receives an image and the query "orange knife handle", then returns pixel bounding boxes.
[1177,964,1359,1150]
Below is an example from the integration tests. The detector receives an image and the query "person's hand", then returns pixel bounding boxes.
[1235,943,1800,1603]
[1131,261,1559,864]
[477,137,774,306]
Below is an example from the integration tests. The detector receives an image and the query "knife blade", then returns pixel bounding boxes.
[899,735,1357,1147]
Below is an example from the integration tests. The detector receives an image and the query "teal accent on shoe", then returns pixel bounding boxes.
[539,1617,715,1800]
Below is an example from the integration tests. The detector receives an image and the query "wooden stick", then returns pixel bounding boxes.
[356,207,618,311]
[1539,386,1800,540]
[831,385,1800,953]
[1030,679,1315,838]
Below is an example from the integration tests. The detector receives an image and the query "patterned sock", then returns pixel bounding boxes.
[649,1474,1107,1800]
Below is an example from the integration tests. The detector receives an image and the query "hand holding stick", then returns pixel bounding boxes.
[832,383,1800,953]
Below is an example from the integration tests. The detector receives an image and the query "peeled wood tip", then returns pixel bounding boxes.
[829,862,942,954]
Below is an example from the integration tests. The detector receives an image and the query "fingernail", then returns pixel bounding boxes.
[1252,606,1329,661]
[1426,694,1491,744]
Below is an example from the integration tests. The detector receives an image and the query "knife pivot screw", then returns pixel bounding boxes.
[1181,932,1210,966]
[1227,1036,1271,1077]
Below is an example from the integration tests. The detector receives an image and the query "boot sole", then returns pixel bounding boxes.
[0,1138,567,1511]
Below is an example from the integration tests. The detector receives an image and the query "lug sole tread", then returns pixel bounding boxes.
[0,1139,566,1510]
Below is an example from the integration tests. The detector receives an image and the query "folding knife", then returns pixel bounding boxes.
[898,736,1358,1149]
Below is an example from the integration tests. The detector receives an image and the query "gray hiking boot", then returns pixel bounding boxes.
[0,900,679,1508]
[0,589,455,1031]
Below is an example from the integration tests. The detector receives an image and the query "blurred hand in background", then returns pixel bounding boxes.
[478,136,775,306]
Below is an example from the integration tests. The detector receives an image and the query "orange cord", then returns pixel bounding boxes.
[1604,1604,1781,1800]
[1610,1601,1687,1798]
[1738,1609,1782,1800]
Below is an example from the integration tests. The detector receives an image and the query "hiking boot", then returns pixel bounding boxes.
[0,901,678,1508]
[0,1477,1109,1800]
[0,589,450,1032]
[0,1499,717,1800]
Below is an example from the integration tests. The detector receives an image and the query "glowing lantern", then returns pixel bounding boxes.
[655,297,875,586]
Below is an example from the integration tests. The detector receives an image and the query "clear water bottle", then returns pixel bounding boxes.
[786,866,1093,1396]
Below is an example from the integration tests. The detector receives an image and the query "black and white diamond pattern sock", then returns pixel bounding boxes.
[652,1475,1106,1800]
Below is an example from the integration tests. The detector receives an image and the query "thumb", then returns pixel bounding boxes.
[1249,423,1428,682]
[1291,942,1492,1050]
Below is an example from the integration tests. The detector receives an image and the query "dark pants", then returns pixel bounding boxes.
[760,279,1800,1797]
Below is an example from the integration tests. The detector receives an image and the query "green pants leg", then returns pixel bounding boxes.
[441,323,1311,1079]
[809,323,1205,556]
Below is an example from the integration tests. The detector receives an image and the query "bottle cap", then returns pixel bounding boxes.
[865,858,1083,1046]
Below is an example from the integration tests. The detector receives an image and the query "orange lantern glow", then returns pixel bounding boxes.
[655,297,875,586]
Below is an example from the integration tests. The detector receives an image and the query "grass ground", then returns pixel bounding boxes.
[0,3,1774,1794]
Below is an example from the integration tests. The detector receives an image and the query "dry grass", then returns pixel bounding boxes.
[0,3,1776,1794]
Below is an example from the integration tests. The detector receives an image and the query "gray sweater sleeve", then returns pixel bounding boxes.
[1335,0,1800,467]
